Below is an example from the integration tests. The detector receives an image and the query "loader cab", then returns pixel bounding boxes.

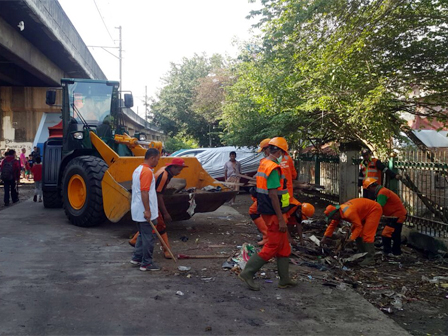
[60,79,120,154]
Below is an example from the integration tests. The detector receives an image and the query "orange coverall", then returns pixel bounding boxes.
[324,198,383,243]
[376,187,407,238]
[281,154,301,225]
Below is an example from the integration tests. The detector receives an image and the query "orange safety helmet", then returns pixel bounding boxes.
[324,204,340,223]
[301,203,315,219]
[362,177,378,189]
[268,137,288,152]
[257,138,271,153]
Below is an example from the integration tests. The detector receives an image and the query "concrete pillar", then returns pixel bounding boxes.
[339,142,361,203]
[0,87,60,152]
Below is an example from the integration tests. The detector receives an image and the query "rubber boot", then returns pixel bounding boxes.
[382,236,392,255]
[238,254,266,291]
[277,257,297,289]
[355,237,364,253]
[253,217,268,245]
[360,243,375,266]
[391,223,403,256]
[160,232,172,259]
[129,232,139,247]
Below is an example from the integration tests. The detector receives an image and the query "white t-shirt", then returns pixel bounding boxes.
[131,164,158,222]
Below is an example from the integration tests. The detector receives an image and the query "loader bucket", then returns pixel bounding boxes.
[90,132,237,223]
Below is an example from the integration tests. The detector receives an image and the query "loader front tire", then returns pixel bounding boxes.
[43,190,63,208]
[62,156,108,227]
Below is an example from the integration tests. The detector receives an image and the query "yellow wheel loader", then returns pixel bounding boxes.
[42,78,235,227]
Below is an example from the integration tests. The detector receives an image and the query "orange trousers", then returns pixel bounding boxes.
[249,200,258,216]
[381,212,406,238]
[258,214,291,261]
[156,211,167,234]
[359,210,383,243]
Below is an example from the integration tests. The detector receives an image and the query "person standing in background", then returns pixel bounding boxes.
[1,150,21,206]
[31,156,43,202]
[224,151,241,205]
[19,148,27,180]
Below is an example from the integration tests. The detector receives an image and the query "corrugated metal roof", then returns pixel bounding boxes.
[412,130,448,148]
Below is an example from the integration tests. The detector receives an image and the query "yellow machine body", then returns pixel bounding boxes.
[90,132,232,223]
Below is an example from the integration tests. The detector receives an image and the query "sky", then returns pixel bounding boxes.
[58,0,260,118]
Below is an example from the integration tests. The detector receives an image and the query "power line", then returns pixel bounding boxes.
[92,0,114,43]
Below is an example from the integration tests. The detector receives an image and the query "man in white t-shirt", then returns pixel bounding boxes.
[130,148,161,271]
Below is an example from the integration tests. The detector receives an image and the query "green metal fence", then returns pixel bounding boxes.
[297,149,448,237]
[393,149,448,237]
[297,154,340,200]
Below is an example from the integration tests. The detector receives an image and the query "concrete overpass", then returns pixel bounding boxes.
[0,0,164,154]
[0,0,106,86]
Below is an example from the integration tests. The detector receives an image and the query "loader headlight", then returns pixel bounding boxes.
[73,132,84,140]
[139,133,147,141]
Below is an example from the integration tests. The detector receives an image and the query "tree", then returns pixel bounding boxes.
[164,135,198,154]
[151,53,228,147]
[223,0,448,154]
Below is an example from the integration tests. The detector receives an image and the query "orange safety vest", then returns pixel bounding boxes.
[360,158,382,185]
[280,153,298,201]
[256,158,290,215]
[155,166,173,193]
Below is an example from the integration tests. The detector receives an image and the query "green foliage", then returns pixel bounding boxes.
[164,135,198,154]
[222,0,448,155]
[151,53,228,147]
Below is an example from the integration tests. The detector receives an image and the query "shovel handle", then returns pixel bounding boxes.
[148,220,177,263]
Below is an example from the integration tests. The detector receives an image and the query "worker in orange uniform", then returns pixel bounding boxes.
[359,149,401,198]
[249,138,270,245]
[239,137,297,290]
[363,178,407,256]
[321,198,383,266]
[129,158,188,258]
[280,144,305,245]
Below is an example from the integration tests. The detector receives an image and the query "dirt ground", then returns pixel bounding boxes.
[1,189,446,335]
[233,192,448,336]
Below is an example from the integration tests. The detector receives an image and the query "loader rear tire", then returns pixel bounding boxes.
[43,190,63,208]
[62,156,108,227]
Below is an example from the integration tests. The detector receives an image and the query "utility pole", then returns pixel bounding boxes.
[144,86,149,129]
[116,26,122,89]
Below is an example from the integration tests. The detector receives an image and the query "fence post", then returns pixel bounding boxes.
[314,155,321,185]
[388,156,399,194]
[339,142,360,203]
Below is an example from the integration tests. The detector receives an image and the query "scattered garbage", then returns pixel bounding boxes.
[205,326,212,332]
[179,236,189,242]
[222,260,237,269]
[341,252,368,263]
[337,283,348,291]
[380,307,393,314]
[201,277,214,282]
[178,266,191,272]
[176,291,184,296]
[232,243,256,270]
[202,185,222,192]
[265,280,273,283]
[309,235,321,246]
[422,276,448,284]
[391,298,403,310]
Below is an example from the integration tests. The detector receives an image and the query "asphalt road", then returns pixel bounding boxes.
[0,199,409,335]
